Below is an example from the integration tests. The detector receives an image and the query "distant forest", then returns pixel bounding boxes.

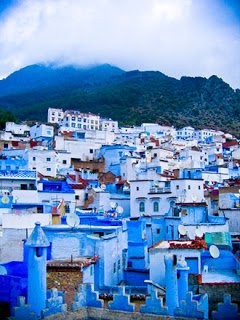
[0,64,239,136]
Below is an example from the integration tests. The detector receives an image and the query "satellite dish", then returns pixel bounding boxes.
[187,230,195,239]
[1,196,10,204]
[209,245,220,258]
[116,206,123,214]
[110,201,117,209]
[66,214,80,228]
[192,194,197,202]
[178,225,187,236]
[195,229,203,238]
[101,184,106,190]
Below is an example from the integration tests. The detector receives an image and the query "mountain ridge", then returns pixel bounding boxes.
[0,64,239,136]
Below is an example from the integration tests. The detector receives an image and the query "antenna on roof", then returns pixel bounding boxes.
[116,206,124,215]
[195,228,204,238]
[110,201,117,209]
[101,184,106,190]
[178,225,187,236]
[66,213,80,228]
[209,245,220,259]
[191,194,197,202]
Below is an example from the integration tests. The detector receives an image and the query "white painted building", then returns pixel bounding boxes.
[130,179,174,218]
[48,108,64,124]
[55,135,102,161]
[100,118,119,133]
[30,123,54,140]
[177,126,195,140]
[194,129,217,142]
[61,110,100,131]
[5,122,30,136]
[27,148,58,177]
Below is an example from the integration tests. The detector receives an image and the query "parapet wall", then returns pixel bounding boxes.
[199,283,240,312]
[44,307,194,320]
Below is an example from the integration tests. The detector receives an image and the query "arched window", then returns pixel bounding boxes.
[139,201,145,212]
[153,201,159,212]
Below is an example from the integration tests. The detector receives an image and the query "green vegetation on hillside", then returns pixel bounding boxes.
[0,65,239,136]
[0,108,16,129]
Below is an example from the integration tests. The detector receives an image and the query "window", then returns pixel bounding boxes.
[62,160,67,164]
[136,186,139,191]
[46,157,51,162]
[118,259,121,270]
[198,185,201,190]
[46,168,51,172]
[139,201,145,212]
[188,185,191,190]
[78,117,81,122]
[78,124,81,128]
[75,195,79,200]
[153,201,159,212]
[90,149,93,154]
[72,123,76,128]
[156,228,160,234]
[113,262,116,273]
[176,185,179,190]
[72,116,76,121]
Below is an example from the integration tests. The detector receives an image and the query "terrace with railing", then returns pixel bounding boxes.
[0,170,37,180]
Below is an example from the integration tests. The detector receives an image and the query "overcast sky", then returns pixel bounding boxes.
[0,0,239,88]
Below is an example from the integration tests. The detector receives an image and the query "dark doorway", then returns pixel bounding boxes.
[0,302,10,320]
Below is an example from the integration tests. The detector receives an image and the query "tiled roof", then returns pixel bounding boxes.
[151,239,207,250]
[47,256,99,269]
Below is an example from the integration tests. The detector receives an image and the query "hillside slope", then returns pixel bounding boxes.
[0,64,239,136]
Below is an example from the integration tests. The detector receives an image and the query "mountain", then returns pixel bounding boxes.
[0,63,124,97]
[0,64,240,136]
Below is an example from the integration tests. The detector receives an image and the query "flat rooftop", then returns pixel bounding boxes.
[202,270,240,283]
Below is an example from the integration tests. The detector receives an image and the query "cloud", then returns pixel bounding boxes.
[0,0,239,88]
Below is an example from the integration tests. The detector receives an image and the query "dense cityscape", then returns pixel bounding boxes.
[0,107,239,319]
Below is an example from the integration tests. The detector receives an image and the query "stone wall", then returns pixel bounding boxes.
[44,307,194,320]
[47,269,83,307]
[199,283,240,312]
[71,159,105,173]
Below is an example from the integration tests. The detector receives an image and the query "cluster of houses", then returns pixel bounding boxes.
[0,107,240,319]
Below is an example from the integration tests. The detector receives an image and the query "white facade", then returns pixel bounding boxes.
[178,148,205,169]
[30,124,54,139]
[177,126,195,140]
[100,119,119,133]
[130,179,174,218]
[5,122,30,136]
[55,135,101,161]
[48,108,64,124]
[171,178,204,203]
[194,129,216,142]
[61,110,100,131]
[27,149,58,177]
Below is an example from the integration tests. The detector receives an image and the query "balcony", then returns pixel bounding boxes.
[149,187,171,194]
[0,170,37,180]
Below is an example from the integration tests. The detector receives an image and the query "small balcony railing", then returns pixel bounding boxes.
[149,187,171,194]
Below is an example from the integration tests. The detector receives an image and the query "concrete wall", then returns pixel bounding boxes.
[44,307,192,320]
[199,283,240,313]
[2,213,51,229]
